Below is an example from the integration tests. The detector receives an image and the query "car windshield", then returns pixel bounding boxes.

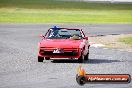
[46,28,82,39]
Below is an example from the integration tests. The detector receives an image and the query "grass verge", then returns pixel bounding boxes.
[0,0,132,23]
[119,36,132,44]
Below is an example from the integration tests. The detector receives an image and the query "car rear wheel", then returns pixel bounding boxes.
[45,57,50,60]
[38,56,44,62]
[78,53,84,63]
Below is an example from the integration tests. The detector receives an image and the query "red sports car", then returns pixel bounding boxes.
[38,26,90,63]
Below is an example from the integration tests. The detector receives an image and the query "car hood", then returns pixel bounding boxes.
[40,39,83,48]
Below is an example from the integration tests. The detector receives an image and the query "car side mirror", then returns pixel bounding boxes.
[39,34,45,38]
[85,36,88,40]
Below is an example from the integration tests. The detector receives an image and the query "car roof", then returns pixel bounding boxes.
[49,28,81,30]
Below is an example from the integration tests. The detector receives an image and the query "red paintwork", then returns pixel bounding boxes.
[38,28,90,59]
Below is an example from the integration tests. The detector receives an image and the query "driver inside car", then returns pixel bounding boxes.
[48,29,60,38]
[70,34,80,40]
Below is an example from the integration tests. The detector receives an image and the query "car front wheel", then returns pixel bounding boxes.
[84,53,89,60]
[38,56,44,62]
[84,47,90,60]
[78,53,84,63]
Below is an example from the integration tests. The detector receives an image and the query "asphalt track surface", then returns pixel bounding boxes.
[0,24,132,88]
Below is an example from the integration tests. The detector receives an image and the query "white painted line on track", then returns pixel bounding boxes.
[89,41,105,48]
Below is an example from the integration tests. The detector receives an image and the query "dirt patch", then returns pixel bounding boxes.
[89,34,132,51]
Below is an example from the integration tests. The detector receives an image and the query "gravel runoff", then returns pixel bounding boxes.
[89,34,132,52]
[0,24,132,88]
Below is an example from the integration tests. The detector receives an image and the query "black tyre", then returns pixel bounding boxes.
[84,46,90,60]
[38,56,44,62]
[84,53,89,60]
[45,57,50,60]
[78,53,84,63]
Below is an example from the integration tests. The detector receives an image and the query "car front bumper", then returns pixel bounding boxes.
[38,48,81,58]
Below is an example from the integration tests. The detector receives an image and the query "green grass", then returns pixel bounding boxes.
[119,36,132,44]
[0,0,132,10]
[0,0,132,23]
